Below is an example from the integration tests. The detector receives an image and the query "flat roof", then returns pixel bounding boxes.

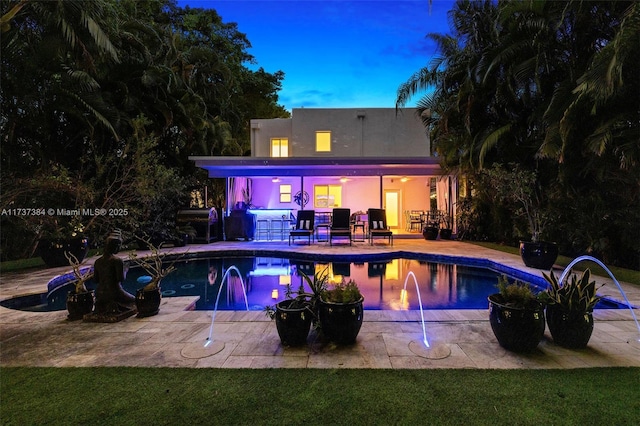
[189,156,443,178]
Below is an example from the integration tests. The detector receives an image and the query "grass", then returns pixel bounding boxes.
[0,249,100,273]
[471,242,640,286]
[0,256,48,273]
[1,367,639,425]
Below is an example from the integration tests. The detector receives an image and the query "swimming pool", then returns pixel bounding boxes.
[1,251,626,312]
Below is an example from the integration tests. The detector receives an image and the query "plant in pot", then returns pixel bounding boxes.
[422,213,439,240]
[265,269,329,347]
[488,275,545,352]
[439,212,453,240]
[64,251,95,320]
[484,163,557,270]
[128,238,184,318]
[540,268,603,349]
[318,279,364,345]
[174,224,197,247]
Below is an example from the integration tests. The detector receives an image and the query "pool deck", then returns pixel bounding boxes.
[1,239,639,369]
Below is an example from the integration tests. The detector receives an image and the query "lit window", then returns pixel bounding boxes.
[279,184,292,203]
[314,184,341,208]
[271,138,289,157]
[315,131,331,152]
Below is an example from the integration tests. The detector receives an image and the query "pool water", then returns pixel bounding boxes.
[2,255,626,312]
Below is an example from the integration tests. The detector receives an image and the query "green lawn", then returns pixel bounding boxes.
[1,367,639,425]
[471,242,640,286]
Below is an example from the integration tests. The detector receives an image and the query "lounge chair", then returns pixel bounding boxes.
[329,208,352,246]
[367,208,393,246]
[288,210,315,245]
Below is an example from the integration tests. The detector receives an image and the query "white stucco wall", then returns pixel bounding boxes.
[250,108,430,158]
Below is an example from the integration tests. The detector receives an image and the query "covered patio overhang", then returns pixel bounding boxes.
[190,156,454,234]
[189,156,444,178]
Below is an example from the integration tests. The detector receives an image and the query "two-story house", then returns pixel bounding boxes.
[190,107,456,237]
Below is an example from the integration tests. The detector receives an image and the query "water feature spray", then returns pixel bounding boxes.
[558,255,640,344]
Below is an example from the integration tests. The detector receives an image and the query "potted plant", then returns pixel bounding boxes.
[439,212,453,240]
[422,212,439,240]
[318,279,364,344]
[64,251,95,320]
[128,238,183,317]
[540,269,603,348]
[265,269,328,347]
[488,275,545,352]
[484,163,557,270]
[174,224,197,247]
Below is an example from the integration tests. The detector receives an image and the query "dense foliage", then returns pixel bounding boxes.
[398,0,639,268]
[0,0,289,260]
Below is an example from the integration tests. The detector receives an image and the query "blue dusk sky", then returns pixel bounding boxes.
[180,0,454,111]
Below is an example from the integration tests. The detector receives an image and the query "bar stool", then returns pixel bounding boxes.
[281,217,294,241]
[256,219,270,240]
[270,218,284,240]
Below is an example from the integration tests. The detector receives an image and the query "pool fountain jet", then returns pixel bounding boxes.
[181,266,249,359]
[559,255,640,345]
[403,271,451,359]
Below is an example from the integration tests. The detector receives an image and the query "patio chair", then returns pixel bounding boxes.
[329,208,352,246]
[367,208,393,246]
[408,210,423,232]
[288,210,315,245]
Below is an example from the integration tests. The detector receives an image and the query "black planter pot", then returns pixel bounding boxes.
[135,286,162,318]
[318,298,364,344]
[39,237,89,268]
[66,290,95,321]
[488,295,546,352]
[439,228,453,240]
[546,305,594,349]
[274,300,313,346]
[423,227,439,240]
[519,241,558,270]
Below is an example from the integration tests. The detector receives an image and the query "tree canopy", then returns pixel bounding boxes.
[0,0,289,259]
[397,0,639,268]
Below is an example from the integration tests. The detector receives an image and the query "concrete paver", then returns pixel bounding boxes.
[1,239,639,368]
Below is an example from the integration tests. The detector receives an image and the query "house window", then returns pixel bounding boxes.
[314,184,341,208]
[279,184,292,203]
[271,138,289,157]
[315,131,331,152]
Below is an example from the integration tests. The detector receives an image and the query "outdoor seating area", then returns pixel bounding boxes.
[285,209,396,246]
[404,210,452,233]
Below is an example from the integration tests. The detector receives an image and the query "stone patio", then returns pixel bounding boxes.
[1,239,639,368]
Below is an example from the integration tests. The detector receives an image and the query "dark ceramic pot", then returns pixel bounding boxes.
[66,290,95,321]
[546,304,594,349]
[488,294,545,352]
[439,228,453,240]
[39,237,89,268]
[135,286,162,318]
[423,227,439,240]
[519,241,558,270]
[274,300,313,346]
[318,298,364,344]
